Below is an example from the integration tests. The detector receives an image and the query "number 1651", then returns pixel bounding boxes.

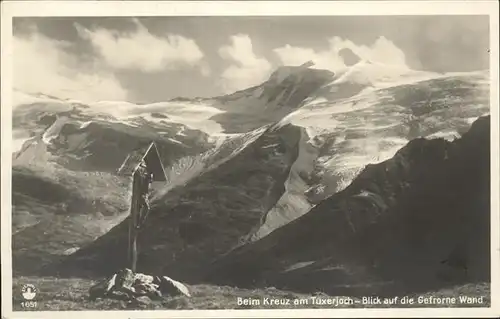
[21,301,37,308]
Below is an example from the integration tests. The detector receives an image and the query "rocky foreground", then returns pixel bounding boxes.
[88,268,190,307]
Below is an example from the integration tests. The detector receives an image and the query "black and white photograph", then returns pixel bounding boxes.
[1,1,499,318]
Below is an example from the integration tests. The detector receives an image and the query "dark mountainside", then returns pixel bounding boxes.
[47,124,304,279]
[203,116,491,297]
[208,66,335,133]
[216,65,334,109]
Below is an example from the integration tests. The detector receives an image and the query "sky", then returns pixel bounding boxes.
[12,15,490,104]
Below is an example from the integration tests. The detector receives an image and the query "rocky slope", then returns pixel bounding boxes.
[204,116,491,297]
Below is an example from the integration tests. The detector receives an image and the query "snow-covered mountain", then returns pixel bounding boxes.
[253,67,488,239]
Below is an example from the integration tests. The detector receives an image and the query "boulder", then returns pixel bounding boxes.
[132,272,161,298]
[158,275,191,297]
[134,272,155,285]
[135,282,162,299]
[116,268,135,288]
[113,268,137,297]
[88,274,117,301]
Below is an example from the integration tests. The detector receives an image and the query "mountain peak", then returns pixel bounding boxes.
[268,64,335,84]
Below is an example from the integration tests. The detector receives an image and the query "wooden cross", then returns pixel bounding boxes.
[128,161,153,272]
[118,142,166,272]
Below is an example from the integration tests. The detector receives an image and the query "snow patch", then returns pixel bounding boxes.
[62,247,80,255]
[167,138,184,146]
[262,143,280,149]
[42,117,69,144]
[465,116,481,125]
[177,126,187,137]
[426,130,460,141]
[12,129,35,153]
[284,261,315,272]
[79,121,93,129]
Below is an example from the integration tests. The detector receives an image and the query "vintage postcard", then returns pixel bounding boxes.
[1,1,499,318]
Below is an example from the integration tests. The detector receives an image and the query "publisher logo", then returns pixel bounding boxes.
[21,284,37,300]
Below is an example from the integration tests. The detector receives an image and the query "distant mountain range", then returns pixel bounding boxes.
[11,61,490,297]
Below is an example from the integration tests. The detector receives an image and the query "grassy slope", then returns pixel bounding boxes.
[12,164,130,275]
[12,277,489,311]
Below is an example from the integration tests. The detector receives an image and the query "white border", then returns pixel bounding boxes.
[1,1,499,318]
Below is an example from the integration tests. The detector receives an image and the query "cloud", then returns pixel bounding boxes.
[199,62,212,77]
[274,36,408,72]
[13,31,128,102]
[218,34,272,93]
[76,19,206,74]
